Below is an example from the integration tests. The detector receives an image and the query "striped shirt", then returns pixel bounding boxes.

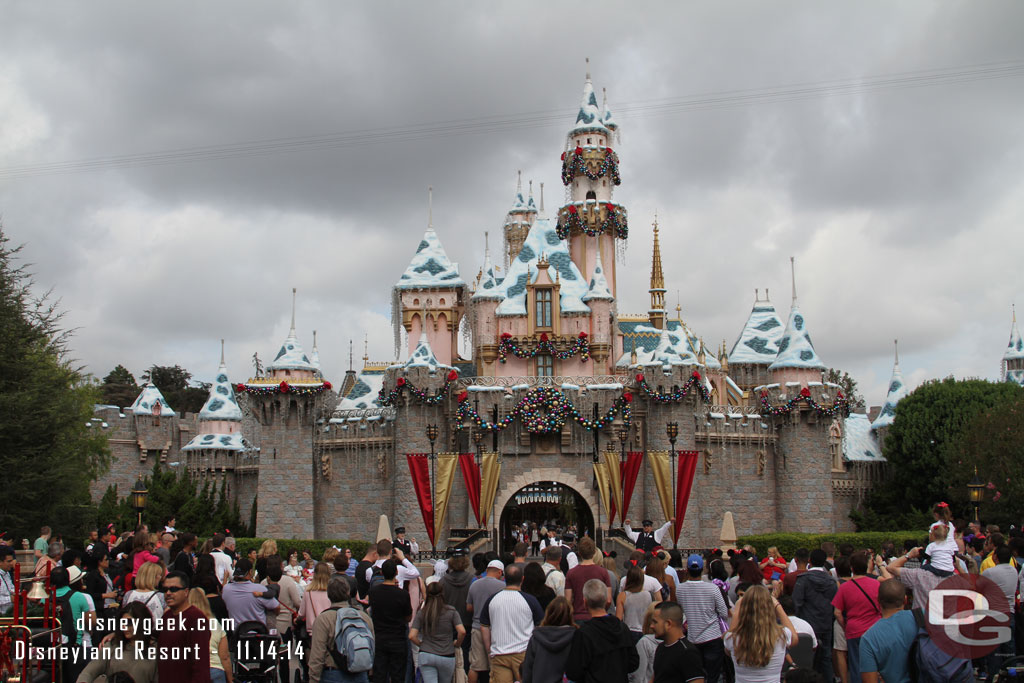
[479,589,544,655]
[675,579,729,644]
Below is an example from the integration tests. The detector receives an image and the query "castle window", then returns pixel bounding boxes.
[413,298,419,305]
[587,137,591,144]
[602,179,607,187]
[440,298,445,305]
[586,190,596,201]
[536,355,553,377]
[535,288,553,328]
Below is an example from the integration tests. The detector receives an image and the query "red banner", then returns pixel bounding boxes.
[673,450,700,545]
[457,454,482,526]
[620,452,644,523]
[406,454,435,547]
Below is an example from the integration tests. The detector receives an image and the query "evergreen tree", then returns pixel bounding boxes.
[101,364,140,408]
[0,225,109,539]
[141,364,210,414]
[826,368,866,412]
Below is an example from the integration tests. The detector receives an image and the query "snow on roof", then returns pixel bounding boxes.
[395,226,465,290]
[267,328,317,373]
[1005,313,1024,361]
[181,432,249,452]
[602,99,618,131]
[310,340,321,371]
[334,368,385,412]
[472,247,503,301]
[729,299,786,364]
[843,413,885,462]
[641,328,699,367]
[769,302,825,370]
[570,77,610,136]
[130,383,176,417]
[871,355,908,429]
[199,361,243,422]
[616,322,718,368]
[582,245,614,302]
[725,376,744,402]
[494,218,590,316]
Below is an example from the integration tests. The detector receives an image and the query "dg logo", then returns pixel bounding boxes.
[927,573,1013,659]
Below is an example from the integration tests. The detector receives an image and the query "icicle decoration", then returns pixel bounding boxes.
[391,288,403,358]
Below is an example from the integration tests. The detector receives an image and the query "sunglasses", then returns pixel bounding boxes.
[163,585,187,594]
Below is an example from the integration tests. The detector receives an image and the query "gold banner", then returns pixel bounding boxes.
[592,461,612,528]
[648,450,674,523]
[434,453,459,545]
[479,452,501,526]
[603,450,623,525]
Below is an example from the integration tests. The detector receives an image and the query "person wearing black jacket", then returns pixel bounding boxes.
[170,533,197,582]
[792,549,837,683]
[565,579,638,683]
[441,552,475,673]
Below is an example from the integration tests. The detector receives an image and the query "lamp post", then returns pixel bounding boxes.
[426,424,439,552]
[130,476,148,528]
[473,430,484,530]
[968,468,985,524]
[666,422,679,549]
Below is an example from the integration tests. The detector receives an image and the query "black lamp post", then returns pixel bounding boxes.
[130,476,148,528]
[426,424,439,552]
[666,422,679,548]
[473,430,485,529]
[968,468,985,524]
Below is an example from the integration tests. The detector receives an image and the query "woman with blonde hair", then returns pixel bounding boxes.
[644,554,675,601]
[629,602,660,683]
[123,560,166,621]
[724,584,798,682]
[188,587,233,683]
[254,539,278,580]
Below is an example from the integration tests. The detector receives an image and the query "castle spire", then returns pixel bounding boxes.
[1003,304,1024,386]
[790,256,797,304]
[539,182,545,214]
[220,338,225,365]
[648,214,666,329]
[428,186,433,229]
[290,287,297,334]
[872,339,908,429]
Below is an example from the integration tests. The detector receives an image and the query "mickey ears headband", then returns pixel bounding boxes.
[937,502,949,508]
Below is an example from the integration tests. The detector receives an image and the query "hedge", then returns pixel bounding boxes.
[734,531,929,559]
[231,538,373,562]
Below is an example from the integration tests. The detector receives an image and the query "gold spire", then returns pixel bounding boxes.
[648,213,666,329]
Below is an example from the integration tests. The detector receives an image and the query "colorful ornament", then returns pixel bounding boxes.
[561,147,622,186]
[236,380,332,397]
[498,334,591,363]
[556,203,628,240]
[758,389,851,418]
[635,373,712,404]
[455,386,632,434]
[378,370,460,407]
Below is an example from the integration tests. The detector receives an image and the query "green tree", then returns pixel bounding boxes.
[100,364,140,409]
[141,364,210,414]
[96,484,134,533]
[0,226,109,540]
[826,368,866,412]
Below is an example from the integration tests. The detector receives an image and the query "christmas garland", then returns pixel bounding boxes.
[499,331,590,363]
[455,386,632,434]
[759,386,850,417]
[560,146,621,185]
[635,372,712,404]
[237,380,332,396]
[378,369,460,406]
[556,203,628,240]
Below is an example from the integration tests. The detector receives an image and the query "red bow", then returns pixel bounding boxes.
[447,370,458,382]
[937,502,949,508]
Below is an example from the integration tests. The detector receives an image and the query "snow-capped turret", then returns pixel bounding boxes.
[395,225,464,289]
[872,341,908,429]
[730,291,785,364]
[397,329,453,371]
[643,327,698,367]
[582,244,614,302]
[183,341,248,453]
[601,87,618,134]
[267,289,317,376]
[526,180,538,214]
[473,235,503,301]
[199,343,243,422]
[768,301,825,371]
[1002,306,1024,386]
[310,330,322,372]
[130,383,176,417]
[570,69,609,137]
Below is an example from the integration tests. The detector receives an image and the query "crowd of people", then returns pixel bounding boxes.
[1,503,1021,683]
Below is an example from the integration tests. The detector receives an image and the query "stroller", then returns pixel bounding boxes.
[233,620,283,682]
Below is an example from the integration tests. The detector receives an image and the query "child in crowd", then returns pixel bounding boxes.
[923,502,957,576]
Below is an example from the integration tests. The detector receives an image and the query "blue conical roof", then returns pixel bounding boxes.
[130,383,176,417]
[871,350,908,429]
[199,359,243,421]
[1005,312,1024,362]
[582,246,614,302]
[769,302,825,370]
[570,77,609,136]
[395,226,465,289]
[730,296,785,364]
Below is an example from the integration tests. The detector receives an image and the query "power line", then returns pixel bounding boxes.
[2,59,1022,181]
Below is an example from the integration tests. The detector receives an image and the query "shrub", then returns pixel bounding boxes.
[735,531,927,559]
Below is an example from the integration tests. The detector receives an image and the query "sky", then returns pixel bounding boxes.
[2,1,1022,408]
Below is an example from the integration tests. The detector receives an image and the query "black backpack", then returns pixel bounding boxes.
[369,565,386,591]
[56,591,78,644]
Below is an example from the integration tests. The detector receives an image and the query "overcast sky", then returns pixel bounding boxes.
[2,1,1022,408]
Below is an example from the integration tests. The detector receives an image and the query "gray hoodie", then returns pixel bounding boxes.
[792,568,837,634]
[522,625,575,683]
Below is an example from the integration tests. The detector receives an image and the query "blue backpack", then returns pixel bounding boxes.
[330,607,375,673]
[908,608,974,683]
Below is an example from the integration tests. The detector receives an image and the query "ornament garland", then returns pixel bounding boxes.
[759,386,850,417]
[237,380,333,396]
[634,372,712,403]
[556,203,628,240]
[560,146,621,186]
[456,386,632,434]
[378,370,460,406]
[499,332,590,363]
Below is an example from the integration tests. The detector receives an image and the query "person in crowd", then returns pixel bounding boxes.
[792,548,836,682]
[782,548,809,596]
[157,570,212,682]
[0,546,17,616]
[392,527,418,556]
[36,540,62,577]
[675,554,729,683]
[878,545,941,611]
[82,550,117,637]
[467,559,506,683]
[921,520,956,577]
[309,578,375,683]
[33,526,52,560]
[645,553,675,603]
[650,601,705,683]
[622,519,671,553]
[511,543,529,573]
[542,546,566,597]
[759,547,788,585]
[616,565,652,642]
[480,564,544,683]
[369,559,413,683]
[522,561,556,612]
[265,555,302,682]
[285,550,304,580]
[187,588,233,683]
[153,532,174,565]
[830,556,851,683]
[129,533,161,582]
[301,561,334,632]
[169,532,197,578]
[831,552,880,682]
[410,579,466,683]
[255,539,277,580]
[193,553,226,610]
[522,596,575,683]
[355,545,379,604]
[631,603,661,683]
[223,536,237,561]
[777,595,816,651]
[124,560,167,621]
[344,547,359,577]
[708,558,731,607]
[531,524,541,557]
[724,585,797,683]
[619,551,661,601]
[334,553,359,595]
[48,566,93,682]
[602,555,620,610]
[365,540,421,590]
[564,538,612,623]
[440,550,474,673]
[564,578,638,683]
[77,602,158,683]
[982,544,1018,675]
[210,533,233,585]
[222,557,280,629]
[858,579,917,683]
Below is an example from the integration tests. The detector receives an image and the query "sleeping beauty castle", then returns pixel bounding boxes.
[91,73,1021,551]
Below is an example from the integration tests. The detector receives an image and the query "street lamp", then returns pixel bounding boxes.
[426,424,439,552]
[968,468,985,524]
[473,430,485,530]
[130,476,148,528]
[666,422,679,548]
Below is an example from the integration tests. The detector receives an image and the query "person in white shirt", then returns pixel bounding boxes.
[365,539,420,589]
[542,546,566,596]
[618,551,662,600]
[778,595,818,648]
[210,533,233,586]
[622,519,672,553]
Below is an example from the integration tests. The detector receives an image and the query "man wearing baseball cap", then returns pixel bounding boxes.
[674,554,728,683]
[622,519,672,553]
[467,560,506,683]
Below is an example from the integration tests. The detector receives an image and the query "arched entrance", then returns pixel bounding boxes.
[499,481,594,554]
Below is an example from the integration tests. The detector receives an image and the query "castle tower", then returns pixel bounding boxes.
[582,243,615,371]
[768,258,825,387]
[729,289,786,395]
[393,190,467,365]
[310,330,322,375]
[247,289,328,538]
[1002,306,1024,386]
[556,68,626,299]
[129,382,177,465]
[648,218,666,329]
[471,235,505,375]
[871,340,908,450]
[504,172,537,267]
